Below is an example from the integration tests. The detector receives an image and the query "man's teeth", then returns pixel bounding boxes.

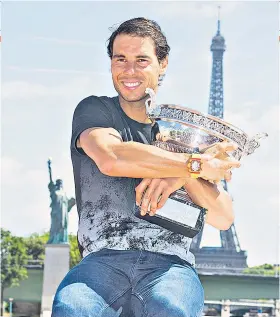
[124,82,140,87]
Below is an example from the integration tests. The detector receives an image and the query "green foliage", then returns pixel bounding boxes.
[23,232,81,268]
[0,229,29,290]
[23,232,49,261]
[243,263,279,276]
[0,228,29,315]
[0,228,81,315]
[69,234,82,268]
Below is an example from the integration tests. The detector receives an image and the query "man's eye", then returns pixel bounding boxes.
[117,59,126,62]
[138,59,148,63]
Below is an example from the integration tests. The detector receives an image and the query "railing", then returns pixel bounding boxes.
[205,300,276,308]
[25,259,44,268]
[196,264,280,277]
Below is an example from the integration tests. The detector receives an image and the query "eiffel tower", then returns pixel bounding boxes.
[190,8,248,272]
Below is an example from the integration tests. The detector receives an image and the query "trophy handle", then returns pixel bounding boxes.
[145,88,161,117]
[243,132,268,156]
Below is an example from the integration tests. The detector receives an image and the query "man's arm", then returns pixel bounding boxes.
[79,127,191,179]
[184,178,234,230]
[135,177,234,230]
[79,127,240,181]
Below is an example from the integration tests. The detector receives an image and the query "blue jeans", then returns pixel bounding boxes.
[52,249,204,317]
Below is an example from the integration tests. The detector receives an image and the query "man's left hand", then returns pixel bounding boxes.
[135,178,187,216]
[200,141,238,183]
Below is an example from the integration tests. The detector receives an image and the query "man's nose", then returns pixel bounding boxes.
[123,61,136,75]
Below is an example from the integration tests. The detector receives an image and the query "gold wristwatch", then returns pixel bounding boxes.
[187,148,203,179]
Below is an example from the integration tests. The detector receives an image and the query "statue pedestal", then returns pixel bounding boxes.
[221,300,231,317]
[41,244,70,317]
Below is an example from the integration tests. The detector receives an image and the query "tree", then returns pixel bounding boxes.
[243,263,279,276]
[24,232,49,262]
[69,234,82,268]
[24,232,81,268]
[0,228,29,316]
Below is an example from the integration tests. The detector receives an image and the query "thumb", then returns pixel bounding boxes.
[222,160,241,169]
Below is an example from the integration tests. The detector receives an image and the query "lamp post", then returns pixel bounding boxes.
[8,298,13,317]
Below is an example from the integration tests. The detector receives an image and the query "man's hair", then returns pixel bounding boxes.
[107,17,170,62]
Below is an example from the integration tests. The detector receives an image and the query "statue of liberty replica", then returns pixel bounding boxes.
[41,158,76,316]
[47,158,75,244]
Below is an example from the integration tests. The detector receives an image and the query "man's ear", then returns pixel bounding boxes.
[159,56,168,76]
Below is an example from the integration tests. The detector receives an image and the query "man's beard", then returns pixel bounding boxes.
[113,82,149,104]
[119,92,148,103]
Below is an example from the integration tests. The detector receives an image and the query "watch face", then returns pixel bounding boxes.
[190,159,201,172]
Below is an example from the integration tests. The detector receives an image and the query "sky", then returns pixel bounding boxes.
[1,1,279,267]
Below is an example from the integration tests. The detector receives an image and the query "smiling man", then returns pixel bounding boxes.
[51,17,240,317]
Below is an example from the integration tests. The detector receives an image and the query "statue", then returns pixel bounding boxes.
[47,158,75,244]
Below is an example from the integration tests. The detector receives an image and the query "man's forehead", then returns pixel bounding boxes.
[113,34,155,53]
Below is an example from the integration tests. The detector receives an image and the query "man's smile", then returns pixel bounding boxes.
[122,81,142,90]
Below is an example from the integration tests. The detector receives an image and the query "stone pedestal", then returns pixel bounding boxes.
[221,299,231,317]
[275,299,280,317]
[41,244,70,316]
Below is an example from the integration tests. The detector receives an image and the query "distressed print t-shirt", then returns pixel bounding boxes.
[70,95,194,265]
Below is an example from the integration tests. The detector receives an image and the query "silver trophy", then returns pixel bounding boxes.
[135,88,268,238]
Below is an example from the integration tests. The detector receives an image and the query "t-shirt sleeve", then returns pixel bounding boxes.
[71,96,114,155]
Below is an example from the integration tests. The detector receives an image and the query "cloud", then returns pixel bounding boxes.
[225,103,279,138]
[2,74,112,101]
[2,81,50,100]
[7,65,109,76]
[156,1,242,19]
[1,154,79,237]
[1,156,49,190]
[1,156,50,235]
[32,36,103,48]
[1,157,24,186]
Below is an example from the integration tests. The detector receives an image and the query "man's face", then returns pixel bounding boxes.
[111,34,168,103]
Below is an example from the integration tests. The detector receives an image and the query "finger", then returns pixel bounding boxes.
[213,180,221,185]
[202,141,238,156]
[204,178,222,184]
[140,179,161,215]
[135,178,152,206]
[156,192,170,211]
[202,142,228,155]
[149,184,166,215]
[201,154,213,162]
[216,141,238,154]
[200,142,219,154]
[214,152,230,160]
[217,153,235,161]
[140,189,152,216]
[221,160,241,170]
[224,170,232,182]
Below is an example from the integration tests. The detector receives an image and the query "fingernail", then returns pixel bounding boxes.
[136,202,139,206]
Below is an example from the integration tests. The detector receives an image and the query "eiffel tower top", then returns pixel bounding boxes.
[210,6,226,52]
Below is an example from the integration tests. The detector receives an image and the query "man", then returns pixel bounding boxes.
[52,17,240,317]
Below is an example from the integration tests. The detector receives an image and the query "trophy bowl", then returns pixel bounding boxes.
[145,88,267,160]
[134,88,268,238]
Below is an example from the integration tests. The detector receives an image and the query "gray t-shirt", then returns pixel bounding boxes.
[71,95,194,265]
